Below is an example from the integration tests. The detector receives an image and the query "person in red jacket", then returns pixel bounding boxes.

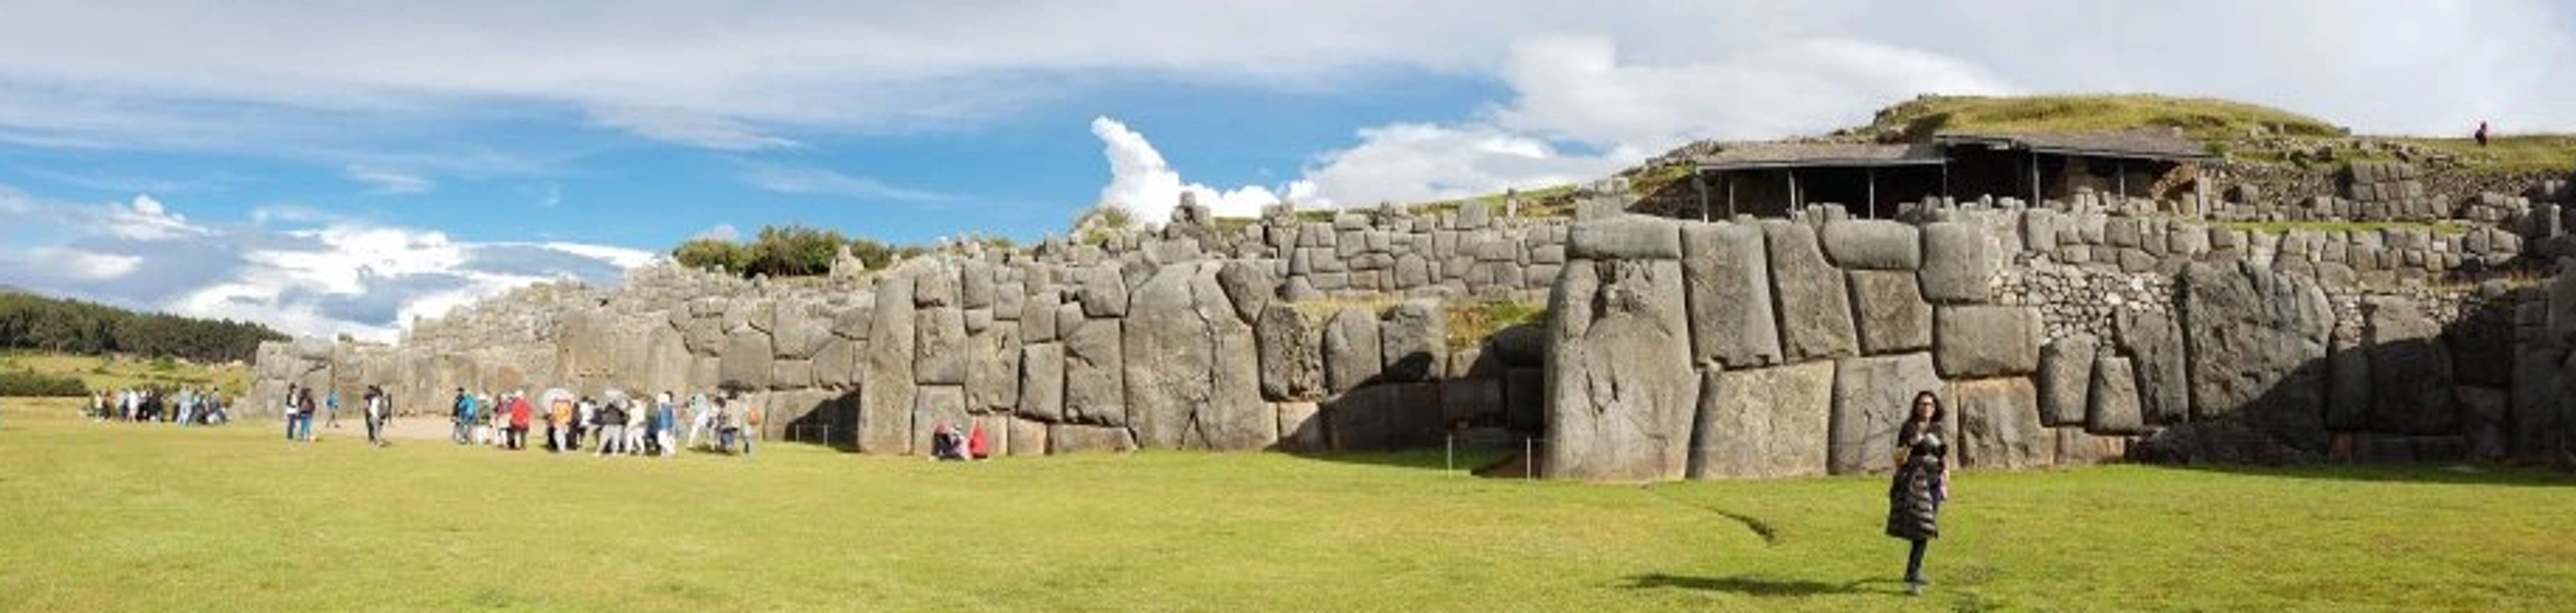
[967,421,990,460]
[506,392,533,451]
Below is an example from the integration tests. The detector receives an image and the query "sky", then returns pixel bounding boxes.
[0,0,2571,342]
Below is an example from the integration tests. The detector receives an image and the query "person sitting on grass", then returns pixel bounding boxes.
[931,422,968,462]
[967,420,989,460]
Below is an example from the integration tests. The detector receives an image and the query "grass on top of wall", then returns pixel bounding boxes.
[2,399,2575,612]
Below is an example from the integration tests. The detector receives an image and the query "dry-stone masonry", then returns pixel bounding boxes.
[251,167,2576,481]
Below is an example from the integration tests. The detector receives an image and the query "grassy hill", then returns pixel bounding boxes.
[0,351,250,397]
[0,403,2571,610]
[1850,93,2348,143]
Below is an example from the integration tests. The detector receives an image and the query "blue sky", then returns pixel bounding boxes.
[0,1,2570,340]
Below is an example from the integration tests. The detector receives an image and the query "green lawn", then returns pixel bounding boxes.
[1,399,2571,612]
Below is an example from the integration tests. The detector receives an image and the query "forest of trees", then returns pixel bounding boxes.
[671,224,946,278]
[0,292,287,364]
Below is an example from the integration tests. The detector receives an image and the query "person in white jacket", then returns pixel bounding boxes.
[688,393,717,451]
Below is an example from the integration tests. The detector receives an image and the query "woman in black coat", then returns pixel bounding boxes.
[1886,390,1949,595]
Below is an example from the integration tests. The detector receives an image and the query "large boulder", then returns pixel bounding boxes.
[1829,351,1942,474]
[2086,355,2147,435]
[2178,261,2333,458]
[1686,361,1834,479]
[2326,329,2371,431]
[1680,222,1783,368]
[2037,334,2097,427]
[1323,306,1384,393]
[2365,298,2456,435]
[859,267,920,453]
[2114,310,2189,425]
[1062,306,1126,426]
[1919,221,1995,303]
[1568,216,1682,260]
[718,328,775,390]
[1952,377,2047,470]
[1119,262,1270,451]
[1048,423,1137,454]
[1932,305,2041,378]
[965,326,1022,413]
[1379,300,1446,383]
[1818,219,1922,270]
[1762,221,1859,362]
[1847,270,1933,354]
[1256,305,1326,402]
[1216,261,1274,323]
[1017,343,1065,422]
[1078,265,1128,318]
[1543,257,1698,482]
[1019,289,1061,343]
[913,306,967,385]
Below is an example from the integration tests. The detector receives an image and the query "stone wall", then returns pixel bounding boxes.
[248,200,1560,457]
[247,183,2576,480]
[1545,188,2572,481]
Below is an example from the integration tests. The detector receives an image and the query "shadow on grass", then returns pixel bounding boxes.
[1622,573,1899,596]
[1284,447,1517,473]
[2154,462,2575,487]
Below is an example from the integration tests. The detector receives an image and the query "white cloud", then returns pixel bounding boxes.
[0,2,2567,214]
[25,247,142,280]
[535,242,659,269]
[346,164,433,194]
[1091,116,1285,220]
[1286,36,2014,206]
[740,163,944,202]
[693,224,741,242]
[1290,123,1629,207]
[0,187,649,342]
[589,105,800,150]
[104,194,211,241]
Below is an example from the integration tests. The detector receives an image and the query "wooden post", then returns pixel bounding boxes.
[1788,169,1801,212]
[1726,173,1737,218]
[1940,162,1951,201]
[1865,166,1879,219]
[2116,158,2127,200]
[1693,171,1711,222]
[2028,151,2042,205]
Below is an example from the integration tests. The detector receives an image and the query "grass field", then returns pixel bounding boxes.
[2,398,2572,612]
[0,351,250,397]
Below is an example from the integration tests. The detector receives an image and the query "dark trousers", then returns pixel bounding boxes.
[365,417,384,444]
[506,426,526,449]
[1905,539,1929,584]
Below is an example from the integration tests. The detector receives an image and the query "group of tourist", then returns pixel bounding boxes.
[441,387,762,457]
[87,387,231,426]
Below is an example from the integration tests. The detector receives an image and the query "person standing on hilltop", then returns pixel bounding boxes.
[1887,391,1951,596]
[2476,120,2491,147]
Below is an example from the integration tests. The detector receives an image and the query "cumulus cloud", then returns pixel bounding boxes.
[0,188,653,341]
[1287,36,2013,206]
[1090,116,1287,221]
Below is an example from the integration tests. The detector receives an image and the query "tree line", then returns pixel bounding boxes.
[0,292,287,364]
[671,224,982,278]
